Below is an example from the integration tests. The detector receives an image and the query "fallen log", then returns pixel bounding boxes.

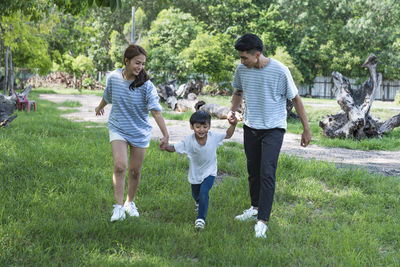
[0,114,17,127]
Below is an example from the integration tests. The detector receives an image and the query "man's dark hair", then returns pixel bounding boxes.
[234,33,263,53]
[190,110,211,125]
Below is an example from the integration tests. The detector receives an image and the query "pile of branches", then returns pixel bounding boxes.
[27,72,104,90]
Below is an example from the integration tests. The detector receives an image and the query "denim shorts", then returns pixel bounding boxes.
[109,130,126,143]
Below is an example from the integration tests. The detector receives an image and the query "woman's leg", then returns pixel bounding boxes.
[197,175,215,221]
[126,146,146,202]
[111,140,128,205]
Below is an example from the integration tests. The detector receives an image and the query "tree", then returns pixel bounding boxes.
[271,46,303,85]
[144,8,202,83]
[1,12,52,93]
[182,33,236,84]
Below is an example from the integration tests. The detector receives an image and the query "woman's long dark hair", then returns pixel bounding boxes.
[124,44,150,90]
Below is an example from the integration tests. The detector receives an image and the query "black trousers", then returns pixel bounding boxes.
[243,125,285,221]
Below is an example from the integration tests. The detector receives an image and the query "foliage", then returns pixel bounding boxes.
[394,90,400,105]
[182,33,236,84]
[1,13,52,75]
[123,7,147,43]
[271,46,304,85]
[2,0,400,88]
[144,8,202,83]
[72,55,95,78]
[109,31,128,69]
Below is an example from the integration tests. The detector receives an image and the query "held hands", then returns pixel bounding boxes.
[159,136,169,150]
[227,110,238,125]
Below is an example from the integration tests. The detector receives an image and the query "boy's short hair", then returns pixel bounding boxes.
[234,33,263,53]
[190,110,211,125]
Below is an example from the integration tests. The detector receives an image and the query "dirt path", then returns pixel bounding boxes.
[39,94,400,177]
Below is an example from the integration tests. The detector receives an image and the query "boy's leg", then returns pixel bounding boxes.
[197,175,215,221]
[243,125,262,208]
[257,129,284,222]
[191,184,201,204]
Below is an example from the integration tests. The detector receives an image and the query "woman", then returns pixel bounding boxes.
[95,44,169,222]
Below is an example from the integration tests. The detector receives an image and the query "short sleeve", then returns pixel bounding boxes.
[174,138,188,154]
[103,74,112,104]
[214,132,227,146]
[232,66,243,91]
[146,81,162,111]
[283,67,298,100]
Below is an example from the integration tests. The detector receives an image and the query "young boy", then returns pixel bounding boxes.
[161,110,237,229]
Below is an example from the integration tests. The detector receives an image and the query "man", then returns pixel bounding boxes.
[228,33,311,238]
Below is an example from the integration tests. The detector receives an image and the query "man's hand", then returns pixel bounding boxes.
[301,129,312,147]
[228,113,238,125]
[227,110,237,122]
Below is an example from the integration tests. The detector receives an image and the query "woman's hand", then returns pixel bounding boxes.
[95,106,104,116]
[159,135,169,150]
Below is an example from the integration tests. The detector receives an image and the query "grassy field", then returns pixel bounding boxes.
[1,92,399,266]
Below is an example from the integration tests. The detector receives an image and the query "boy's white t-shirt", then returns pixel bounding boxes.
[174,131,226,184]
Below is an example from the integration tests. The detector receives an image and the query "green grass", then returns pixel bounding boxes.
[1,94,400,266]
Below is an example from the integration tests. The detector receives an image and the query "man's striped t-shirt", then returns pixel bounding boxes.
[103,69,162,147]
[232,58,298,130]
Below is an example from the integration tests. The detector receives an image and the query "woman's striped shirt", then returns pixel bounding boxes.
[103,69,162,147]
[232,58,298,130]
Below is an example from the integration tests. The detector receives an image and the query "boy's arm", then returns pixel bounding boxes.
[225,117,238,139]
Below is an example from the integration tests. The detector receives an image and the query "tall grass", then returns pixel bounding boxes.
[0,94,399,265]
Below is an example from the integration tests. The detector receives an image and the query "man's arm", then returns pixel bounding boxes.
[292,94,312,147]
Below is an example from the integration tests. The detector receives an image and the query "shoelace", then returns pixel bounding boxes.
[126,202,137,210]
[243,207,254,214]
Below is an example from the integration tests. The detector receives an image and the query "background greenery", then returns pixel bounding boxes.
[2,0,400,90]
[1,93,399,266]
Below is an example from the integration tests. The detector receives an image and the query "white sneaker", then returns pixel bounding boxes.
[124,201,139,217]
[111,204,126,222]
[235,206,258,221]
[195,202,199,212]
[195,218,205,229]
[254,221,268,238]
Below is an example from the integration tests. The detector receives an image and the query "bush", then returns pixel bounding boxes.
[395,90,400,104]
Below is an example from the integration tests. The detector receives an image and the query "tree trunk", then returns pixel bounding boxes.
[9,49,14,95]
[319,54,400,139]
[131,7,135,44]
[4,46,9,95]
